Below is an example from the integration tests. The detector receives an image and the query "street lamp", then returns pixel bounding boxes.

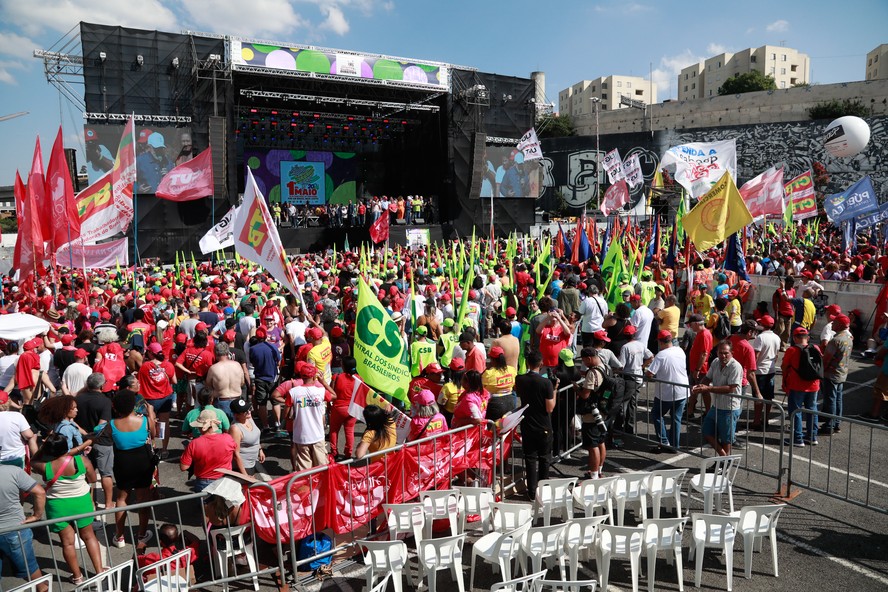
[590,97,601,209]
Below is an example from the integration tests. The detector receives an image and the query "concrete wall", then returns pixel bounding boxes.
[574,79,888,136]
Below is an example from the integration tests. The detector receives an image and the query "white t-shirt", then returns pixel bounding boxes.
[0,411,31,461]
[289,385,326,445]
[285,319,307,347]
[631,305,655,345]
[820,322,836,346]
[752,330,781,375]
[62,363,92,396]
[647,346,689,401]
[579,295,607,333]
[0,355,19,390]
[619,341,654,381]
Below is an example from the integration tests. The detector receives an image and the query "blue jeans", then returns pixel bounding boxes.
[789,390,818,442]
[651,397,687,449]
[0,528,39,579]
[821,380,844,429]
[216,399,237,423]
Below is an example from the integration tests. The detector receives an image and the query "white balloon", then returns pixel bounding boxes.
[823,116,871,158]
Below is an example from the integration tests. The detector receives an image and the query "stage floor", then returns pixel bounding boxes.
[278,223,443,253]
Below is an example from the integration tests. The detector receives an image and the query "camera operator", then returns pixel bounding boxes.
[578,347,611,480]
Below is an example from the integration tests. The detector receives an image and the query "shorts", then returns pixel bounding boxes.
[581,422,606,449]
[702,408,741,444]
[146,395,174,414]
[89,444,114,479]
[874,373,888,402]
[291,441,329,471]
[756,374,775,401]
[253,379,276,406]
[0,528,40,578]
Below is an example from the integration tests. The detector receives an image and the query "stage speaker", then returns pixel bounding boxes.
[394,218,406,225]
[469,133,486,199]
[414,218,425,225]
[208,116,228,201]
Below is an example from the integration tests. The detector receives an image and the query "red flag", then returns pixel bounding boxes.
[12,171,25,271]
[45,127,81,249]
[20,164,46,275]
[600,180,630,216]
[587,216,598,257]
[28,137,52,243]
[554,225,565,259]
[155,147,214,201]
[369,211,390,244]
[873,281,888,337]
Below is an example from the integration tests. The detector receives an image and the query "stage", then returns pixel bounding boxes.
[278,223,444,253]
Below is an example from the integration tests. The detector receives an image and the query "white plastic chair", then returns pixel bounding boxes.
[613,472,651,526]
[209,524,259,591]
[383,503,425,545]
[415,534,466,592]
[647,468,689,519]
[688,513,740,592]
[533,478,576,526]
[137,549,193,592]
[596,524,644,592]
[565,515,609,581]
[572,476,617,523]
[642,517,687,592]
[491,502,534,532]
[538,578,598,592]
[9,574,53,592]
[369,573,392,592]
[470,522,531,591]
[490,570,546,592]
[76,560,133,592]
[455,486,495,534]
[733,504,785,579]
[420,490,460,538]
[688,455,741,515]
[360,539,409,592]
[519,523,568,580]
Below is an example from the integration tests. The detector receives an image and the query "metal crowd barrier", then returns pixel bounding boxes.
[785,409,888,514]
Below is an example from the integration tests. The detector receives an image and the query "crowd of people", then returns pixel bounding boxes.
[270,194,436,228]
[0,218,883,587]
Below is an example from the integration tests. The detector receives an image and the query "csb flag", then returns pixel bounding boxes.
[600,179,630,216]
[155,147,214,201]
[681,172,753,251]
[739,166,785,220]
[198,204,239,254]
[45,127,81,249]
[369,209,390,243]
[354,276,412,407]
[517,128,543,161]
[233,168,304,301]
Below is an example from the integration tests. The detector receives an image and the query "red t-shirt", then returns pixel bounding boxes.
[15,351,41,390]
[689,328,713,374]
[728,335,757,386]
[331,373,357,409]
[464,346,486,374]
[180,347,214,379]
[539,325,569,368]
[781,344,821,392]
[180,433,236,479]
[139,360,176,400]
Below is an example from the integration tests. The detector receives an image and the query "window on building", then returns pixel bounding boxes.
[770,67,776,75]
[693,71,696,77]
[709,89,713,96]
[685,73,688,80]
[617,81,622,87]
[717,61,721,67]
[684,85,688,92]
[781,68,786,75]
[876,54,879,62]
[601,104,607,110]
[791,78,797,85]
[780,81,786,88]
[602,93,607,99]
[602,82,608,89]
[592,85,596,91]
[626,82,631,88]
[791,65,797,72]
[635,89,644,96]
[771,53,776,60]
[692,83,696,89]
[751,55,757,63]
[782,54,787,61]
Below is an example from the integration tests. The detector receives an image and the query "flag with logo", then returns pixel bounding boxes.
[681,171,752,251]
[198,204,240,254]
[739,166,785,220]
[824,176,878,223]
[601,237,628,311]
[233,168,303,299]
[111,115,136,219]
[600,179,630,216]
[45,127,81,249]
[602,148,625,184]
[517,128,543,161]
[353,276,412,407]
[784,170,817,221]
[156,147,214,201]
[621,153,644,188]
[369,209,390,243]
[660,139,737,198]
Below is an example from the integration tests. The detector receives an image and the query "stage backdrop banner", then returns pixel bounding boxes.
[280,161,326,205]
[406,228,431,249]
[244,149,357,205]
[56,237,129,269]
[230,40,449,90]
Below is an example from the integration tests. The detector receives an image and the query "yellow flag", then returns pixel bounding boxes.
[682,172,752,251]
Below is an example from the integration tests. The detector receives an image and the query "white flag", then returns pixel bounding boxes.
[738,166,785,220]
[660,139,737,198]
[517,128,543,161]
[603,148,625,184]
[621,154,644,189]
[198,205,240,254]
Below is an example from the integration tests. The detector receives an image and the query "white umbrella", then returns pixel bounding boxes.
[0,313,51,341]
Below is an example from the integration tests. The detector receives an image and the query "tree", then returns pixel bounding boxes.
[717,71,778,95]
[808,99,871,120]
[536,114,576,138]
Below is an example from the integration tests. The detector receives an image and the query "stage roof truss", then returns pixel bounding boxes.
[231,64,449,92]
[239,89,440,113]
[83,112,192,123]
[33,25,87,111]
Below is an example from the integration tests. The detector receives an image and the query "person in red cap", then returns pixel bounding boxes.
[821,314,852,433]
[174,333,215,417]
[616,324,653,436]
[482,345,517,422]
[772,277,796,350]
[139,342,177,455]
[328,356,360,461]
[536,304,573,373]
[408,362,444,404]
[819,304,842,348]
[305,326,332,384]
[751,315,781,429]
[16,338,56,406]
[406,388,448,442]
[781,327,821,446]
[61,349,91,397]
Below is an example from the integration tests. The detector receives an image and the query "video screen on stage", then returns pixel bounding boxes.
[478,145,542,199]
[83,124,194,194]
[244,149,359,205]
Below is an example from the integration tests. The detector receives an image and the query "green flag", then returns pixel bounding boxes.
[602,238,628,311]
[354,276,412,407]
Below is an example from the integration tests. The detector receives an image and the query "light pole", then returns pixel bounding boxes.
[590,97,601,209]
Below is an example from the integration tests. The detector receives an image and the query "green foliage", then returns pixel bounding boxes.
[717,71,778,95]
[807,99,872,120]
[0,216,16,235]
[537,114,576,138]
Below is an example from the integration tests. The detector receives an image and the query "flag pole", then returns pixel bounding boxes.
[131,115,138,306]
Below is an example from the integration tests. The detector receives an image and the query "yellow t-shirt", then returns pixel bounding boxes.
[482,366,517,395]
[728,299,742,327]
[657,306,681,338]
[307,337,333,383]
[438,382,460,413]
[802,299,816,330]
[361,423,398,458]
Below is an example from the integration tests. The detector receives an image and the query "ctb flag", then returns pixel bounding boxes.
[600,179,629,216]
[156,147,214,201]
[517,128,543,161]
[681,172,752,251]
[369,210,390,243]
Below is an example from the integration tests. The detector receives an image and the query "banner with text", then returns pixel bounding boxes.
[280,161,326,205]
[199,205,239,254]
[55,237,129,269]
[660,139,737,199]
[824,176,878,223]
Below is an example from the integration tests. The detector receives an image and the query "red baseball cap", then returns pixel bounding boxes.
[74,348,88,358]
[61,334,75,346]
[330,326,344,338]
[255,327,267,340]
[759,315,775,328]
[175,333,187,344]
[657,330,673,341]
[793,327,809,336]
[449,358,465,371]
[505,307,517,317]
[306,327,323,341]
[223,330,236,342]
[622,325,637,336]
[195,322,208,333]
[592,330,610,343]
[630,294,642,302]
[148,343,163,355]
[488,346,505,359]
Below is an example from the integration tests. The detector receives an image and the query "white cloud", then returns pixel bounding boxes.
[320,5,350,35]
[652,49,704,99]
[706,43,729,55]
[0,59,26,85]
[592,1,652,14]
[181,0,305,38]
[2,1,178,37]
[766,19,789,33]
[0,32,38,59]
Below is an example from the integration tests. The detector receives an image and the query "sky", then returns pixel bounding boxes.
[0,0,885,185]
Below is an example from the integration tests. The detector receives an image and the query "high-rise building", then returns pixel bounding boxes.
[558,75,657,117]
[677,45,810,101]
[866,44,888,81]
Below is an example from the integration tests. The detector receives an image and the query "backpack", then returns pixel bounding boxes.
[795,345,823,381]
[296,533,333,571]
[712,312,731,340]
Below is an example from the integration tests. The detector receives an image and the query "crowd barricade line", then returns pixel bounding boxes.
[784,409,888,515]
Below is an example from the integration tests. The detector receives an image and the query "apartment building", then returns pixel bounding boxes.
[866,44,888,80]
[678,45,810,100]
[558,75,657,117]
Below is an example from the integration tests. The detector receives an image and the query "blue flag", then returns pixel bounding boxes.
[644,216,659,266]
[557,222,571,257]
[825,176,878,223]
[842,218,858,255]
[599,218,611,265]
[723,232,750,281]
[665,223,678,269]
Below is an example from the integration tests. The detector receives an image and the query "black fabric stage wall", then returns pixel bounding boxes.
[278,224,443,253]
